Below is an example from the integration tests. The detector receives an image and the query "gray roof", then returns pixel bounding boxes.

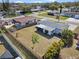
[37,20,69,31]
[0,50,13,59]
[36,24,55,31]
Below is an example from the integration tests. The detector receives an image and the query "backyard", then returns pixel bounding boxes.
[11,26,60,58]
[8,24,79,59]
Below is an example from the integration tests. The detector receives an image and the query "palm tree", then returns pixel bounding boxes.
[56,4,64,22]
[59,4,63,14]
[2,0,10,16]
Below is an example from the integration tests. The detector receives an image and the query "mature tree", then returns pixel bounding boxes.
[49,4,58,10]
[61,29,74,47]
[59,4,64,13]
[43,42,60,59]
[49,1,60,10]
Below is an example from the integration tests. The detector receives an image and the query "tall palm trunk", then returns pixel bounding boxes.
[2,0,9,16]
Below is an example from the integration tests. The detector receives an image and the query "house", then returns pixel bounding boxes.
[12,16,37,29]
[36,20,69,36]
[31,6,45,12]
[62,12,79,19]
[61,7,79,19]
[0,45,13,59]
[12,4,20,10]
[62,8,70,12]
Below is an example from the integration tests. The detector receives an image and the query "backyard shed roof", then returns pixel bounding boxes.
[0,45,13,59]
[0,50,13,58]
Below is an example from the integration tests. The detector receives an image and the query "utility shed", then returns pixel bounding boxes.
[36,20,69,36]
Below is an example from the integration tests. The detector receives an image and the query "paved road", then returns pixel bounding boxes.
[30,12,79,25]
[0,15,25,21]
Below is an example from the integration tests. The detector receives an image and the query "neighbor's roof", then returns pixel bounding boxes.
[64,12,79,15]
[37,20,69,31]
[14,16,36,23]
[0,50,13,59]
[0,45,6,57]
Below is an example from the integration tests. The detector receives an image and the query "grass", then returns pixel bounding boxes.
[25,12,32,15]
[38,12,69,20]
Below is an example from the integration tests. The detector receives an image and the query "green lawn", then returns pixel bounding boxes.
[25,12,32,15]
[5,14,19,18]
[38,12,69,20]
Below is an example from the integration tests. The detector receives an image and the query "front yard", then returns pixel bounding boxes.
[38,12,69,20]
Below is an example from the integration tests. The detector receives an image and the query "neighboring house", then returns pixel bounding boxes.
[62,8,70,12]
[31,6,45,12]
[12,16,37,29]
[36,20,69,36]
[0,45,13,59]
[61,7,79,19]
[70,7,79,12]
[11,4,20,10]
[61,12,79,19]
